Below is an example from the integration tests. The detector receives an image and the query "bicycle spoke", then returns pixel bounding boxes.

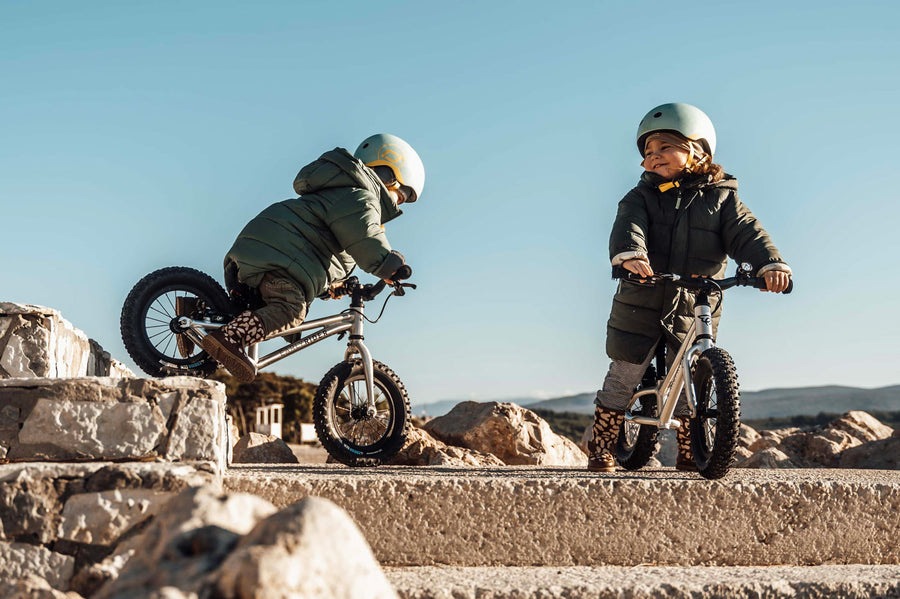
[149,303,172,320]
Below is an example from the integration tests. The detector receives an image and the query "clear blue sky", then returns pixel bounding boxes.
[2,1,899,408]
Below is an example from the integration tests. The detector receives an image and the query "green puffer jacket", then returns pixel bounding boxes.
[225,148,404,301]
[606,172,786,363]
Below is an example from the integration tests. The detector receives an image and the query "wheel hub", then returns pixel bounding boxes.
[350,405,372,421]
[169,317,189,335]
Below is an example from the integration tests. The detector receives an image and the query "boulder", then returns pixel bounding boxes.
[735,446,795,469]
[826,410,893,443]
[386,427,504,467]
[424,402,587,466]
[94,486,277,599]
[839,437,900,470]
[232,433,298,464]
[737,423,761,449]
[213,496,397,599]
[0,303,131,379]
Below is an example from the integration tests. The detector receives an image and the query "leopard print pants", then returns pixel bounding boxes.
[588,405,625,457]
[221,311,267,347]
[676,415,693,462]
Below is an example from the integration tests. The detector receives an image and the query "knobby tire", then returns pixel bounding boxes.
[120,266,231,378]
[313,359,410,467]
[691,347,741,479]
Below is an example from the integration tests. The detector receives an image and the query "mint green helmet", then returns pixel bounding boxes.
[637,103,717,157]
[354,133,425,203]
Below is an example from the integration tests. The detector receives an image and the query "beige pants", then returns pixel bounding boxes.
[254,272,309,335]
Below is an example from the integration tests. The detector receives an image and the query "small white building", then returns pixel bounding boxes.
[255,403,284,438]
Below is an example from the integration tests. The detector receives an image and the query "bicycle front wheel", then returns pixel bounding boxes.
[690,347,741,479]
[313,360,410,467]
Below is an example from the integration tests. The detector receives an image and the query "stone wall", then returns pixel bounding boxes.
[0,303,132,379]
[0,376,230,471]
[0,462,219,595]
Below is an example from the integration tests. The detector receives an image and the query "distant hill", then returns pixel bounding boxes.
[414,385,900,420]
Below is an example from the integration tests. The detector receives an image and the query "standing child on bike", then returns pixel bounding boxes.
[197,133,424,383]
[589,103,792,472]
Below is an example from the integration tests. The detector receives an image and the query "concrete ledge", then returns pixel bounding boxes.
[224,466,900,567]
[385,565,900,599]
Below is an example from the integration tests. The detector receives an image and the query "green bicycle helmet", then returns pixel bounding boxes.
[637,103,717,157]
[354,133,425,203]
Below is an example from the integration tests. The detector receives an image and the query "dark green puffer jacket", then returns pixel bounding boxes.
[225,148,404,301]
[607,172,786,363]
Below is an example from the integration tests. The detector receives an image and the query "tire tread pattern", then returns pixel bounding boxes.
[120,266,231,378]
[692,347,741,479]
[313,359,410,467]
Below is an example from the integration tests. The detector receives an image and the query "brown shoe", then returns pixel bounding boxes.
[201,329,257,383]
[587,445,617,472]
[675,416,698,471]
[175,296,199,358]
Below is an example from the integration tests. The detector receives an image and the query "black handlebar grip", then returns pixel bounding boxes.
[393,264,413,281]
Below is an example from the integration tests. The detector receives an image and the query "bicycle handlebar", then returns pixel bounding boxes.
[612,266,793,294]
[334,264,416,302]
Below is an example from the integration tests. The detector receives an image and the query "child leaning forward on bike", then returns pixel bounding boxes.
[589,103,792,472]
[196,133,425,383]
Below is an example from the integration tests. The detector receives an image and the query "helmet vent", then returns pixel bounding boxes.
[653,112,663,118]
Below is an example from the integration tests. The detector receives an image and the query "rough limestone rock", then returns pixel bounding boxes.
[735,446,795,469]
[0,573,84,598]
[839,437,900,469]
[214,496,397,599]
[0,461,218,593]
[387,427,504,467]
[70,533,143,598]
[827,410,893,442]
[737,424,761,449]
[743,412,896,469]
[232,433,298,464]
[424,401,587,466]
[0,377,229,470]
[58,488,170,546]
[0,303,131,379]
[0,542,75,592]
[95,485,277,599]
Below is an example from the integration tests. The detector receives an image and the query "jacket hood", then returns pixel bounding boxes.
[293,147,402,223]
[640,171,738,192]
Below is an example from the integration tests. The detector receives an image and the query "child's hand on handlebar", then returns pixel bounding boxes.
[326,281,346,299]
[762,270,791,293]
[623,258,654,279]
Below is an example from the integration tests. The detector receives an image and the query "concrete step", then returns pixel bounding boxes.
[224,465,900,568]
[384,565,900,598]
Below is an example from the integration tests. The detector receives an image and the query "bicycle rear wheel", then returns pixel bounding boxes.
[616,396,659,470]
[313,360,410,466]
[690,347,741,479]
[120,267,232,377]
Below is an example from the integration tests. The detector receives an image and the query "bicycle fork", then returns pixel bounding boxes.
[345,303,377,417]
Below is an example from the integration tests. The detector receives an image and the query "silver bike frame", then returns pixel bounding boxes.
[623,301,716,429]
[177,303,378,411]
